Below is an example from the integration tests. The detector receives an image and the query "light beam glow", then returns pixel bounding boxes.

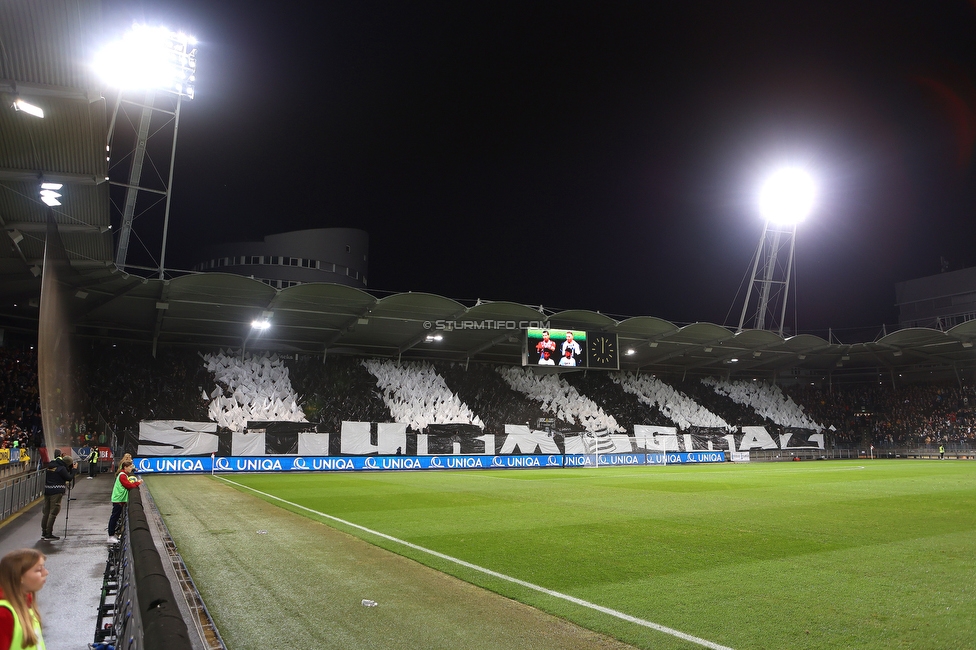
[94,24,198,98]
[758,167,816,225]
[13,99,44,118]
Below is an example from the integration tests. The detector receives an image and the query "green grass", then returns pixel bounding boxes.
[152,460,976,649]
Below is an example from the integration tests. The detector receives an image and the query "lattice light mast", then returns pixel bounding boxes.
[737,167,815,336]
[94,24,197,279]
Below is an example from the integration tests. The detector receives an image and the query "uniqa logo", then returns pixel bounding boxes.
[235,458,282,471]
[154,459,205,472]
[445,457,484,468]
[604,454,640,465]
[380,458,422,469]
[312,458,354,470]
[504,456,540,467]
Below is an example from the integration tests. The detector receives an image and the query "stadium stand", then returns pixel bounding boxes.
[612,372,730,430]
[436,362,550,434]
[701,377,823,430]
[26,343,968,454]
[202,350,306,430]
[362,359,484,430]
[0,347,39,449]
[81,343,210,437]
[497,366,623,433]
[286,355,393,432]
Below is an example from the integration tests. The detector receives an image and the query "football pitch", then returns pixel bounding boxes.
[146,460,976,649]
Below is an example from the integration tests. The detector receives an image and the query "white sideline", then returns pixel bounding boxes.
[218,476,734,650]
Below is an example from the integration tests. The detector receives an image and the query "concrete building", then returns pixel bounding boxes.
[192,228,369,289]
[896,267,976,329]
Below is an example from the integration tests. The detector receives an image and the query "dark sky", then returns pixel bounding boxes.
[104,1,976,335]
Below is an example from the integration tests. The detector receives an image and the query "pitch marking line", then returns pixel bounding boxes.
[218,476,734,650]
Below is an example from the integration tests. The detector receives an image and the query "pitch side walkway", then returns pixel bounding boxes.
[0,473,114,649]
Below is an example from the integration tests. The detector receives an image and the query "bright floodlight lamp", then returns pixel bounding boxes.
[94,24,198,97]
[12,99,44,118]
[758,167,815,225]
[251,319,271,330]
[39,183,63,207]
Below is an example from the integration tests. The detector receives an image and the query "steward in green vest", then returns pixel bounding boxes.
[108,461,143,543]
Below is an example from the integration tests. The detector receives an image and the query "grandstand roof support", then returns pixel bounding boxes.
[465,332,510,359]
[152,281,171,358]
[737,221,797,336]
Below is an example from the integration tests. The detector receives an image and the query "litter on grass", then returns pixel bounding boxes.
[361,599,378,607]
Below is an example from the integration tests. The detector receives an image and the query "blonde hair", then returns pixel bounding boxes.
[0,549,44,648]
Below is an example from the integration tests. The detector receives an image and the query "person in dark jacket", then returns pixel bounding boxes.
[40,450,77,541]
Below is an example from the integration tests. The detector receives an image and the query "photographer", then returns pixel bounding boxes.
[40,450,77,541]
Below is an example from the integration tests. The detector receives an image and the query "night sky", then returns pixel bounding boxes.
[102,1,976,335]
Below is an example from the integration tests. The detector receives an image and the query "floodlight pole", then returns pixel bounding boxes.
[114,90,155,269]
[736,220,797,337]
[105,26,196,275]
[158,93,184,279]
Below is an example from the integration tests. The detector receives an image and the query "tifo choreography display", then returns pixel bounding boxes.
[132,417,812,473]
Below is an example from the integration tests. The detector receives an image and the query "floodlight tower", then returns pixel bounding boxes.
[95,24,197,279]
[736,167,815,336]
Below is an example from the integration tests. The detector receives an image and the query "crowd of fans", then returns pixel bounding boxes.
[79,342,210,438]
[784,382,976,448]
[1,342,975,450]
[287,355,392,432]
[0,347,40,449]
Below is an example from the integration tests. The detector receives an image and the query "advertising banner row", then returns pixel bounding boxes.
[0,448,27,465]
[136,451,729,474]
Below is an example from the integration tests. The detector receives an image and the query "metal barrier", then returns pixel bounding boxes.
[0,467,44,523]
[95,490,194,650]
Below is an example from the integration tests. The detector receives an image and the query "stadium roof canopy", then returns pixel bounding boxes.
[2,0,976,385]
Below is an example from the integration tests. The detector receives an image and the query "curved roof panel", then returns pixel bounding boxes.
[549,310,618,330]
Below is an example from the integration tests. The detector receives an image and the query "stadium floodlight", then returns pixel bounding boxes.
[757,167,815,225]
[12,99,44,118]
[94,24,198,98]
[39,183,63,207]
[736,165,815,335]
[251,319,271,330]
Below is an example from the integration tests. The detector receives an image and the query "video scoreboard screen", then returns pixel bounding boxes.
[523,329,619,370]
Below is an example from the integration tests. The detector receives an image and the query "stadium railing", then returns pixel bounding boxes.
[0,463,43,524]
